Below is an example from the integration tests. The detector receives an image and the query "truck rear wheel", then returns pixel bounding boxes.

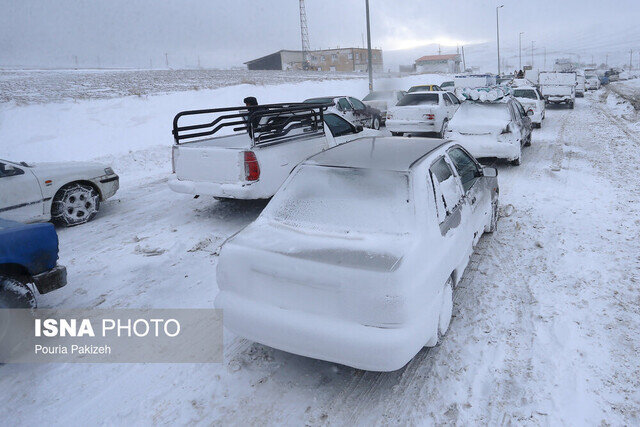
[0,275,37,309]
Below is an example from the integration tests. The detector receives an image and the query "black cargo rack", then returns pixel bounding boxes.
[172,102,331,146]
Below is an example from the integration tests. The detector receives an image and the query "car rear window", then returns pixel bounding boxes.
[363,91,393,101]
[396,93,439,106]
[263,165,414,235]
[512,89,538,99]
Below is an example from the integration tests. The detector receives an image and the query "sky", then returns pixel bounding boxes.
[1,0,640,70]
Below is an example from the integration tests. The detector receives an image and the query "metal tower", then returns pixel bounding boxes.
[299,0,311,69]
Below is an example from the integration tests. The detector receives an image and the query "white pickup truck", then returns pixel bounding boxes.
[539,71,577,108]
[169,103,379,200]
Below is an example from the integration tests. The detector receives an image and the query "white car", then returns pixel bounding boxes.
[215,136,499,371]
[511,86,546,128]
[170,104,380,200]
[386,91,460,138]
[447,98,532,165]
[585,74,601,90]
[361,90,406,122]
[0,159,119,226]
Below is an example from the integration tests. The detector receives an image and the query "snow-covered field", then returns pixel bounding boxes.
[1,73,639,425]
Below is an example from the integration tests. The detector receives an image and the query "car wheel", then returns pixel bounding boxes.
[437,277,454,343]
[511,150,522,166]
[524,134,532,146]
[0,275,36,309]
[569,101,575,109]
[52,183,101,226]
[391,132,403,136]
[371,116,381,130]
[437,120,448,138]
[485,199,499,233]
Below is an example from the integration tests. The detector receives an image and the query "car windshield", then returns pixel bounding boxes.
[396,93,439,106]
[441,82,454,87]
[512,89,538,99]
[303,97,335,104]
[363,91,393,101]
[407,85,435,93]
[586,75,597,79]
[263,165,414,235]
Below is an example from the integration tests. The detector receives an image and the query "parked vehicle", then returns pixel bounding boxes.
[0,159,119,226]
[576,71,586,97]
[303,96,383,130]
[511,78,535,88]
[585,74,601,90]
[386,91,460,138]
[447,98,532,165]
[215,136,499,371]
[539,71,577,108]
[169,103,380,200]
[361,90,406,123]
[440,81,455,91]
[0,218,67,308]
[407,84,442,93]
[511,86,546,128]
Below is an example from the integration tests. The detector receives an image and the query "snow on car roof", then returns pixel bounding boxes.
[305,136,448,172]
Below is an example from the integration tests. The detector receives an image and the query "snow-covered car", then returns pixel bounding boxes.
[511,78,535,88]
[447,97,532,165]
[585,74,601,90]
[0,159,119,226]
[407,84,442,93]
[303,96,383,130]
[575,71,586,97]
[512,86,546,128]
[169,103,380,200]
[440,81,455,91]
[361,90,406,123]
[215,136,499,371]
[386,91,460,138]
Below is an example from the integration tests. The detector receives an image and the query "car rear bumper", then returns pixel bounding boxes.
[453,134,520,161]
[168,176,270,199]
[33,265,67,295]
[215,291,425,372]
[386,119,436,134]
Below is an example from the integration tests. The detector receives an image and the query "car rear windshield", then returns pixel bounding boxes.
[396,93,439,106]
[512,89,538,99]
[407,85,435,93]
[303,97,334,104]
[263,165,414,235]
[363,91,393,101]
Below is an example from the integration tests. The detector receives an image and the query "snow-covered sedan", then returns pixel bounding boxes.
[303,96,383,130]
[585,74,601,91]
[512,86,545,128]
[215,136,499,371]
[447,98,532,165]
[0,159,119,226]
[362,90,406,123]
[386,91,460,138]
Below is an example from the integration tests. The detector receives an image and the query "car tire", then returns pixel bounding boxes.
[569,101,575,109]
[524,134,532,146]
[0,275,36,309]
[52,183,101,227]
[391,132,403,136]
[511,150,522,166]
[485,199,499,233]
[437,120,448,139]
[371,116,381,130]
[437,277,454,343]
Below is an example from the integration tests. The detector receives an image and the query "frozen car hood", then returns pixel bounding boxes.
[226,221,412,273]
[28,161,109,178]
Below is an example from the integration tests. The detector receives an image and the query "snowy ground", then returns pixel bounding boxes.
[1,75,639,425]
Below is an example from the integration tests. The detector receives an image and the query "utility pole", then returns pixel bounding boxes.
[496,5,504,75]
[365,0,373,91]
[299,0,311,70]
[606,53,608,67]
[531,41,535,67]
[73,55,78,70]
[150,58,153,69]
[438,44,441,55]
[544,47,547,69]
[165,53,169,69]
[198,55,201,69]
[630,49,633,69]
[518,32,524,70]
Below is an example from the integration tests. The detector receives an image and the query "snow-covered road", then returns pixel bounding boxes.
[1,84,639,425]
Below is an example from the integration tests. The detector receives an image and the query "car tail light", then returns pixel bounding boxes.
[423,114,435,120]
[527,109,534,115]
[387,113,393,120]
[244,151,260,181]
[501,127,511,134]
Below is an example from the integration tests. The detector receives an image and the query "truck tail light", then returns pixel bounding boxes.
[423,114,435,120]
[244,151,260,181]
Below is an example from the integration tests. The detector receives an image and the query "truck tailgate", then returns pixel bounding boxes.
[174,145,243,184]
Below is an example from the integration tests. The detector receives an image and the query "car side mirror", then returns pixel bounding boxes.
[355,125,364,133]
[482,167,498,178]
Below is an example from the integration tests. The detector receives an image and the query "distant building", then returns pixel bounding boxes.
[244,48,383,72]
[414,54,462,73]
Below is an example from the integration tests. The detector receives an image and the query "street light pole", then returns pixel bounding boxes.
[496,5,504,76]
[531,40,535,68]
[519,32,524,70]
[365,0,373,91]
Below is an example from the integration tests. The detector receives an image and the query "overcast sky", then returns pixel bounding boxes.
[1,0,639,69]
